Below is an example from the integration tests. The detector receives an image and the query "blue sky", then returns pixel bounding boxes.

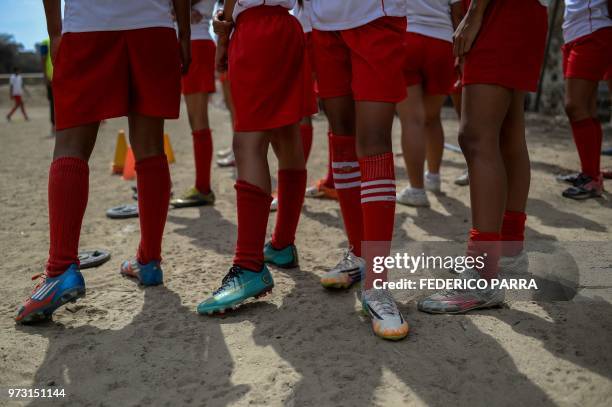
[0,0,51,51]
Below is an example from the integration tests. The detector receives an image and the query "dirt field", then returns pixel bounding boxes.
[1,86,611,406]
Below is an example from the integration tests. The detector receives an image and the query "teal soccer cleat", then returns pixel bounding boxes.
[197,265,274,315]
[263,242,299,268]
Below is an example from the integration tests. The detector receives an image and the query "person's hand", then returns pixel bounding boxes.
[215,41,228,73]
[191,9,203,24]
[50,35,61,65]
[453,13,483,57]
[179,35,191,75]
[213,10,233,40]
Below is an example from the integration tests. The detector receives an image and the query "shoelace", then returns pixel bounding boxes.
[335,247,357,270]
[29,273,47,294]
[214,266,243,295]
[367,290,399,317]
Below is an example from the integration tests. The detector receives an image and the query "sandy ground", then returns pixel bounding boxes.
[0,86,612,407]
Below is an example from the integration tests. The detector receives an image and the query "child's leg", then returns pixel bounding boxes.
[233,131,273,271]
[7,100,19,119]
[300,115,313,162]
[564,78,601,180]
[19,100,29,120]
[500,91,529,256]
[46,123,99,276]
[397,84,426,188]
[324,95,364,255]
[355,100,396,289]
[423,94,447,176]
[270,123,307,249]
[128,114,170,265]
[460,84,512,278]
[185,92,213,194]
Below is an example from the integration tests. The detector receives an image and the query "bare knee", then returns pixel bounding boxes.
[357,130,392,157]
[564,98,591,122]
[458,122,497,161]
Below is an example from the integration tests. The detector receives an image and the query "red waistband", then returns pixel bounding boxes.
[237,5,290,23]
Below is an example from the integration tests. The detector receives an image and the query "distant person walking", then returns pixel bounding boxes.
[6,67,29,121]
[40,38,55,134]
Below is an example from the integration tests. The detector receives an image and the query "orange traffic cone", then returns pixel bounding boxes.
[164,133,175,164]
[111,129,127,174]
[122,147,136,180]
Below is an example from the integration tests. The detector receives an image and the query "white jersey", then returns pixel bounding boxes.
[62,0,174,33]
[191,0,215,40]
[293,1,313,33]
[9,74,23,96]
[406,0,461,43]
[563,0,612,43]
[232,0,296,21]
[311,0,407,31]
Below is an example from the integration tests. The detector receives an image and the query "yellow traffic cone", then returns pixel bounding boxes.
[164,133,175,164]
[111,129,127,174]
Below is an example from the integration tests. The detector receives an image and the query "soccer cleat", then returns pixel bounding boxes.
[216,151,235,167]
[562,174,603,200]
[320,249,364,289]
[417,268,505,314]
[556,172,581,184]
[120,259,163,286]
[15,264,86,324]
[197,265,274,315]
[216,147,233,158]
[454,171,469,186]
[424,172,441,193]
[396,186,430,207]
[305,179,338,200]
[270,197,278,212]
[498,250,529,276]
[362,288,409,341]
[170,187,215,208]
[263,241,299,268]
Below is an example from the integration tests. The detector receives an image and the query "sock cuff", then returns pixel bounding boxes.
[135,154,168,171]
[359,152,395,181]
[469,228,501,241]
[192,128,212,138]
[235,180,273,201]
[51,157,89,174]
[503,210,527,222]
[278,169,307,182]
[330,133,357,161]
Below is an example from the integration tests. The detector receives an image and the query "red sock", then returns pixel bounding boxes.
[234,180,273,271]
[323,132,334,188]
[300,124,313,162]
[467,229,501,280]
[272,169,307,249]
[193,128,213,194]
[501,210,526,257]
[360,153,396,288]
[46,157,89,277]
[330,134,363,256]
[571,118,602,179]
[136,155,171,264]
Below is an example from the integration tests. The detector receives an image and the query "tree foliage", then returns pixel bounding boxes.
[0,33,41,74]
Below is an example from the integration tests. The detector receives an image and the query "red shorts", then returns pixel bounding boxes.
[12,95,23,104]
[463,0,547,92]
[53,28,181,130]
[403,32,455,95]
[563,27,612,82]
[312,16,407,103]
[182,39,216,94]
[228,6,316,132]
